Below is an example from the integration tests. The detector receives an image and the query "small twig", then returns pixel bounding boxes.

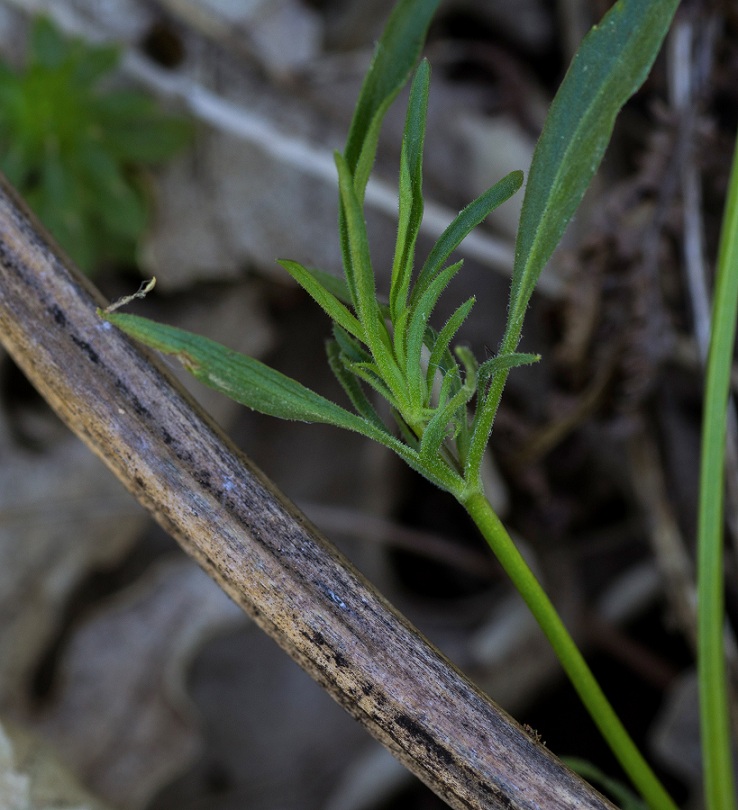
[103,277,156,314]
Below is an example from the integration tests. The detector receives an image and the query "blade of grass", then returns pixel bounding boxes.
[697,131,738,810]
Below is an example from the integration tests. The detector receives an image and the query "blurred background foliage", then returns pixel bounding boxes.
[0,16,191,272]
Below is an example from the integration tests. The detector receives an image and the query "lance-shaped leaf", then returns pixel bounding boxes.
[337,0,439,319]
[505,0,680,350]
[426,297,475,393]
[300,266,353,307]
[412,170,523,306]
[343,0,441,200]
[465,351,541,481]
[102,311,386,438]
[326,338,387,433]
[278,258,363,340]
[404,261,464,406]
[419,349,477,465]
[390,59,430,326]
[336,152,405,398]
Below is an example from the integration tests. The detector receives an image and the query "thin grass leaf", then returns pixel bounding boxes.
[278,259,364,340]
[390,59,430,325]
[697,133,738,810]
[505,0,680,349]
[404,261,464,406]
[412,170,523,305]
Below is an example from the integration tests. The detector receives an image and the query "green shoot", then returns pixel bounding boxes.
[697,129,738,810]
[98,1,698,807]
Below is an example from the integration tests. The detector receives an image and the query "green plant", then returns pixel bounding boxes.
[0,16,191,272]
[98,0,738,807]
[697,127,738,810]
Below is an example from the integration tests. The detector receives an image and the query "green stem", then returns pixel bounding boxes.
[697,129,738,810]
[461,490,678,810]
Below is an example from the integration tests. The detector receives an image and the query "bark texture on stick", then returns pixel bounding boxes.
[0,177,615,810]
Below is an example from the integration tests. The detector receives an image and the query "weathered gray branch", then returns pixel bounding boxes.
[0,176,614,810]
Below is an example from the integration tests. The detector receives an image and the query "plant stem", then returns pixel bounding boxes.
[697,129,738,810]
[461,490,678,810]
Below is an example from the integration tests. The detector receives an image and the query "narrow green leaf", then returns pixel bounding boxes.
[405,261,464,406]
[102,313,463,493]
[336,152,404,397]
[697,131,738,810]
[390,60,430,325]
[331,327,396,404]
[450,350,475,466]
[103,311,378,433]
[426,297,475,392]
[335,151,374,313]
[338,0,439,339]
[326,340,388,433]
[506,0,680,349]
[477,351,541,393]
[342,360,397,407]
[420,358,476,464]
[466,351,541,479]
[332,323,371,364]
[278,259,364,340]
[301,266,353,307]
[412,170,523,305]
[343,0,441,197]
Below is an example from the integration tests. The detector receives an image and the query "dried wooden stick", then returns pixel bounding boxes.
[0,176,614,810]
